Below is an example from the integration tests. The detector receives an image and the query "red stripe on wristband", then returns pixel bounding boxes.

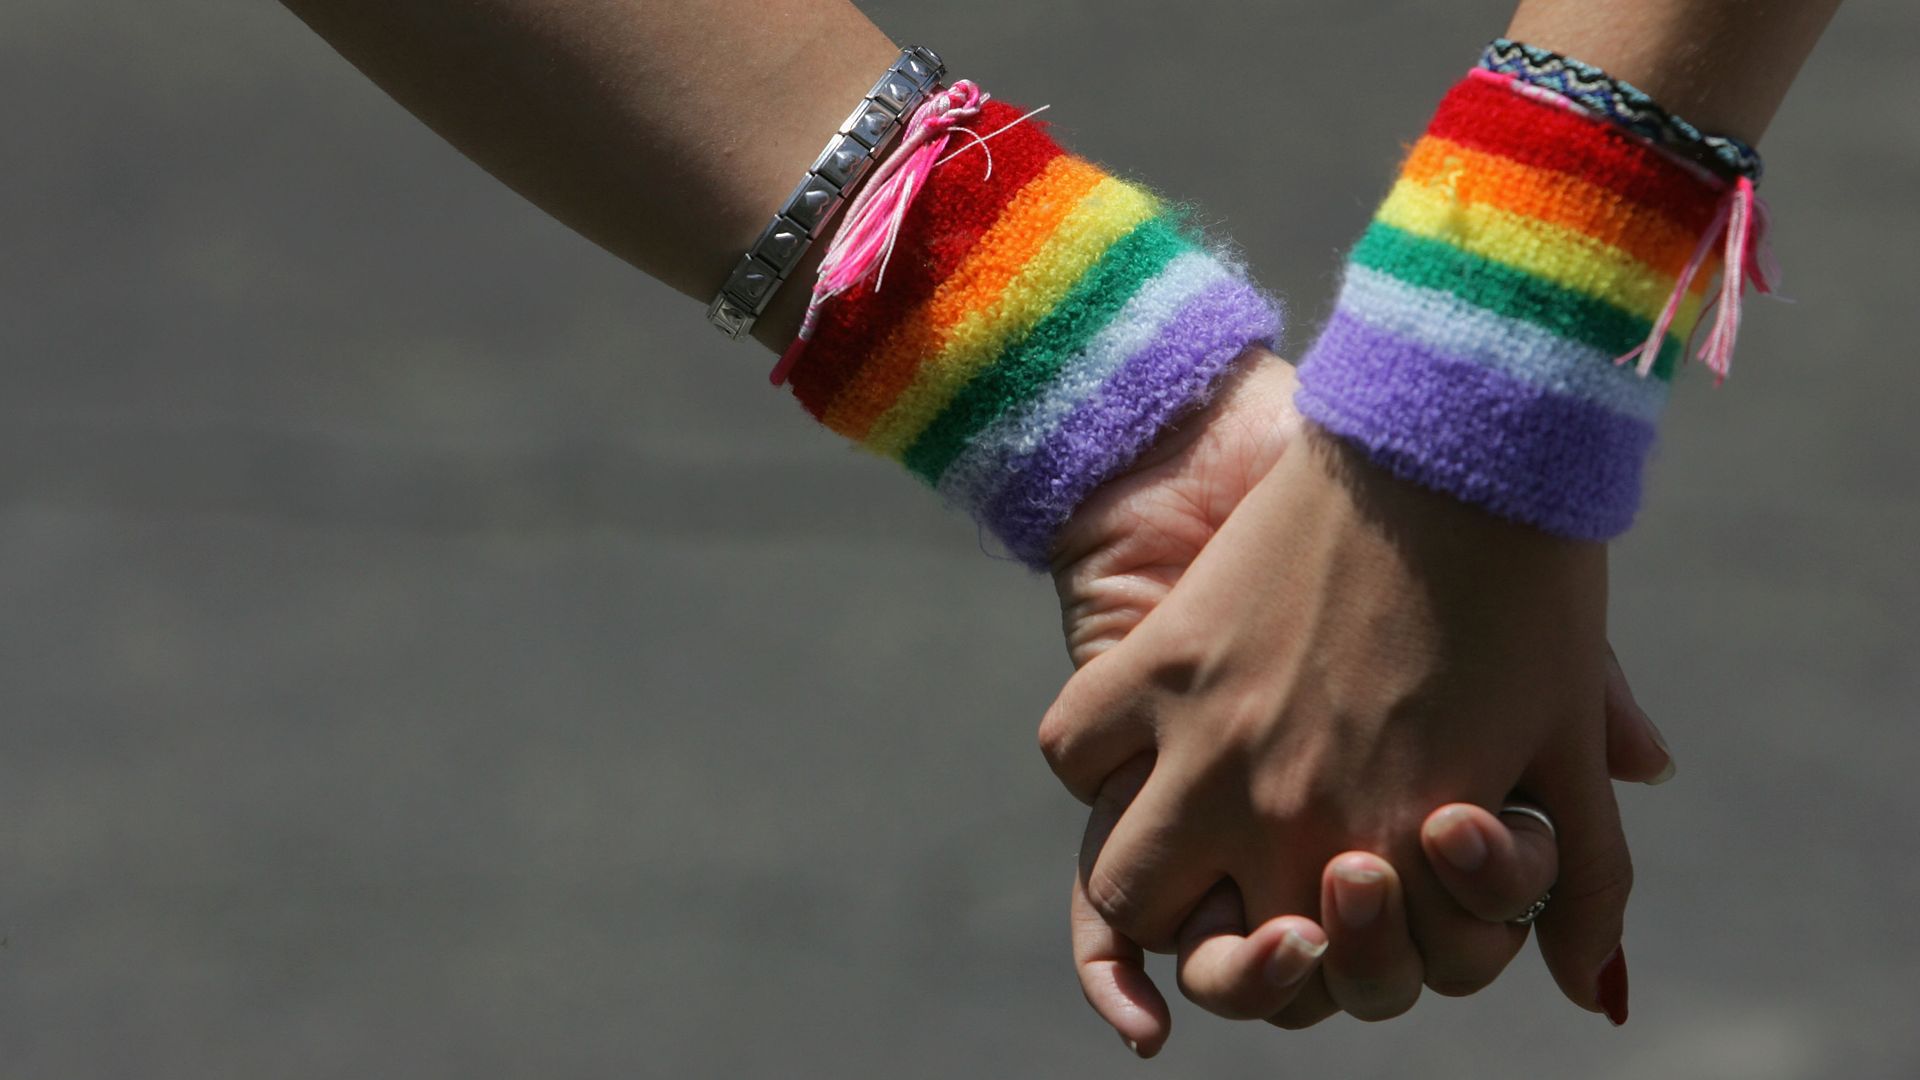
[790,101,1067,417]
[1427,75,1721,235]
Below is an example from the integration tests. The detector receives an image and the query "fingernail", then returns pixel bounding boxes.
[1426,806,1489,871]
[1266,926,1327,988]
[1596,945,1629,1026]
[1643,714,1677,785]
[1120,1034,1144,1058]
[1332,859,1386,928]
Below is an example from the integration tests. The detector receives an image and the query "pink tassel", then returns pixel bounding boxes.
[769,81,989,387]
[769,83,1053,385]
[1618,175,1776,384]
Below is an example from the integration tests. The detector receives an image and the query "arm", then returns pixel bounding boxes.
[277,0,897,351]
[1052,0,1841,1048]
[274,0,1735,1050]
[279,0,1284,570]
[1507,0,1841,143]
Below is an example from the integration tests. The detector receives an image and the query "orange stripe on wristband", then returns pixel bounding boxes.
[820,154,1107,440]
[1401,136,1704,278]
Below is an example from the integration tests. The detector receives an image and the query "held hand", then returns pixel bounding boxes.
[1072,800,1559,1056]
[1051,433,1621,1022]
[1048,354,1669,1050]
[1073,672,1655,1054]
[1075,778,1631,1055]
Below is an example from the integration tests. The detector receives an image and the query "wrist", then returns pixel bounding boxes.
[1050,349,1296,569]
[1278,424,1610,668]
[1090,347,1298,482]
[1295,54,1762,540]
[777,90,1281,567]
[1302,421,1607,568]
[1505,0,1841,144]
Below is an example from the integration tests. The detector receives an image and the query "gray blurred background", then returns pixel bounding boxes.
[3,1,1915,1076]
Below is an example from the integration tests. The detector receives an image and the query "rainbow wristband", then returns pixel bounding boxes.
[787,100,1280,567]
[1294,68,1737,539]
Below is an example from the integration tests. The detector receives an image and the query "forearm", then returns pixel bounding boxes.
[279,2,1282,564]
[1506,0,1841,142]
[276,0,897,350]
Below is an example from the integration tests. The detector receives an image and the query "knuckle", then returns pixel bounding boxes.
[1556,841,1636,908]
[1036,709,1107,802]
[1034,708,1076,774]
[1036,682,1156,802]
[1084,867,1148,937]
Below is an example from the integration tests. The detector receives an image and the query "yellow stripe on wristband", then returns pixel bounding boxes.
[821,155,1107,440]
[861,177,1160,456]
[1376,178,1711,322]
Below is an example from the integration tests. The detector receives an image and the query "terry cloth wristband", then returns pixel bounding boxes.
[1294,60,1770,540]
[784,98,1280,567]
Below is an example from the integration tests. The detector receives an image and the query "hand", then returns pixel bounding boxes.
[1048,351,1671,1050]
[1051,427,1620,1021]
[1075,719,1646,1055]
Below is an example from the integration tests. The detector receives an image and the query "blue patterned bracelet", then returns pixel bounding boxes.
[1478,38,1764,183]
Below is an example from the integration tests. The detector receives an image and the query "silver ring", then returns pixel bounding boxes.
[1498,803,1556,840]
[1510,891,1552,926]
[1498,804,1555,925]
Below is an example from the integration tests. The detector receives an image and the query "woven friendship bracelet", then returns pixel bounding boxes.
[1479,38,1764,183]
[1294,59,1774,539]
[782,98,1280,567]
[706,46,946,339]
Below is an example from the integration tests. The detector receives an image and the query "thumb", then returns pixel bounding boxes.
[1603,644,1676,786]
[1528,752,1634,1027]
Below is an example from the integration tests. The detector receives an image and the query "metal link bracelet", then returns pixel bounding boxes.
[706,45,946,340]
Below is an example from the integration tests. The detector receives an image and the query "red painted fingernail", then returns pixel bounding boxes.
[1596,945,1629,1026]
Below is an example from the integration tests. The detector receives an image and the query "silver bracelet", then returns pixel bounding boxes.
[706,45,947,340]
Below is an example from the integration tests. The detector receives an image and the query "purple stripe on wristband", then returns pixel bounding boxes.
[1295,308,1654,540]
[983,278,1278,566]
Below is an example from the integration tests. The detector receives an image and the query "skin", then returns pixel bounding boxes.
[1048,355,1667,1049]
[1052,0,1843,1045]
[275,0,901,354]
[1041,0,1840,1050]
[1505,0,1842,144]
[1052,357,1666,1045]
[274,0,1832,1052]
